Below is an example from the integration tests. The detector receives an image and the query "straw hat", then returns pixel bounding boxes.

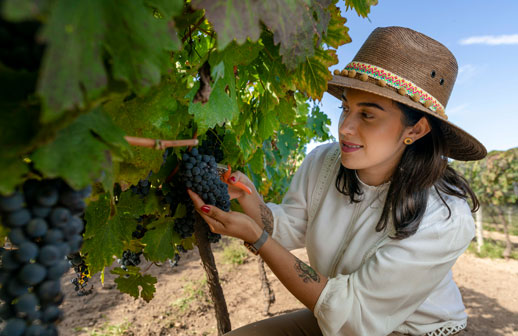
[327,26,486,161]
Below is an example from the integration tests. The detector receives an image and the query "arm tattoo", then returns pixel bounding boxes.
[294,257,321,283]
[259,203,274,235]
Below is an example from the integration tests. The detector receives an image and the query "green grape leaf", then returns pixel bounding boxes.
[306,105,332,140]
[144,0,184,18]
[238,128,256,161]
[83,193,132,274]
[31,107,130,190]
[0,156,29,195]
[191,0,261,49]
[37,1,107,122]
[188,61,239,133]
[344,0,377,18]
[323,5,351,49]
[188,83,235,134]
[103,0,180,95]
[117,189,165,218]
[180,236,196,251]
[257,109,280,142]
[294,48,337,100]
[0,224,9,246]
[222,132,243,166]
[1,0,51,21]
[248,148,265,174]
[269,0,332,68]
[257,33,297,98]
[193,0,333,68]
[210,40,264,67]
[104,80,191,186]
[37,0,180,122]
[276,98,297,124]
[111,266,157,302]
[277,126,298,160]
[149,153,179,187]
[142,217,178,262]
[259,90,280,115]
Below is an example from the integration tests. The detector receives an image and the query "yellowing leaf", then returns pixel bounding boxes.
[294,48,337,100]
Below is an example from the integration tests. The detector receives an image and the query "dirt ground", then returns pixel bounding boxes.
[57,237,518,336]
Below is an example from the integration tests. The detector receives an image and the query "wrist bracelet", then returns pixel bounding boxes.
[244,229,269,255]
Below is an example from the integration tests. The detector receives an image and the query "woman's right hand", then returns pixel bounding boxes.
[225,170,257,201]
[225,170,269,232]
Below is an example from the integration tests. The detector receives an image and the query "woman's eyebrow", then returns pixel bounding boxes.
[357,102,385,111]
[341,94,385,111]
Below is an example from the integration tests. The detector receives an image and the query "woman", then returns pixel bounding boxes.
[188,26,487,336]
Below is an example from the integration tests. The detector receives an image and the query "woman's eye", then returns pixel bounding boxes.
[362,112,373,119]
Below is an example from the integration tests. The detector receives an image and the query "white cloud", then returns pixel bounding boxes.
[460,34,518,45]
[457,64,477,84]
[446,103,469,116]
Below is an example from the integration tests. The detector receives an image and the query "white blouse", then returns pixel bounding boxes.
[267,143,475,336]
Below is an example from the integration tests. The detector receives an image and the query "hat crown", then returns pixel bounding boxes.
[352,26,458,108]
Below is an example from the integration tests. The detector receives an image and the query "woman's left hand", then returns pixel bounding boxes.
[187,189,263,243]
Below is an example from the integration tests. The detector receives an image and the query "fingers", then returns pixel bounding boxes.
[228,171,242,184]
[227,172,253,194]
[187,188,205,208]
[186,189,260,242]
[186,189,223,233]
[187,189,232,227]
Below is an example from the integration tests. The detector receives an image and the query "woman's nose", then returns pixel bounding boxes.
[338,112,357,135]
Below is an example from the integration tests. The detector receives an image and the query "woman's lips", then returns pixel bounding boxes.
[341,141,363,153]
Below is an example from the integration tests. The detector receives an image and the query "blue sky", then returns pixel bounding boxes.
[310,0,518,154]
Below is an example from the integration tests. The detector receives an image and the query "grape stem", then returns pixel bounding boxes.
[124,136,198,150]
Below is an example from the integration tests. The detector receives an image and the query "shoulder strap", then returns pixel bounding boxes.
[307,143,341,228]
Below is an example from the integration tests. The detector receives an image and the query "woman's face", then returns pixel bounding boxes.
[338,88,423,186]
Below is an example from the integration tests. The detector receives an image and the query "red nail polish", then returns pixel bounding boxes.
[230,176,236,183]
[201,205,210,213]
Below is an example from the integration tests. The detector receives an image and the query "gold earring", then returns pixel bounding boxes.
[404,138,413,145]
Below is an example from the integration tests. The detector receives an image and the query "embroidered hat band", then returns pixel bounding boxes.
[341,61,446,118]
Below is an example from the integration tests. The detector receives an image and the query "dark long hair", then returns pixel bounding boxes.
[335,102,479,239]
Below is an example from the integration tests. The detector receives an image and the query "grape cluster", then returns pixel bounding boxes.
[0,178,90,336]
[177,148,231,244]
[173,202,195,239]
[132,220,147,240]
[130,174,151,198]
[207,230,222,244]
[0,18,44,72]
[198,132,224,163]
[168,253,181,268]
[67,253,92,297]
[161,180,186,218]
[181,148,230,212]
[118,251,141,271]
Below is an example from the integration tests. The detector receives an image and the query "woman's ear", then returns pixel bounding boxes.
[407,117,431,141]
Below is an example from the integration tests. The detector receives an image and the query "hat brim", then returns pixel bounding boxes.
[327,75,487,161]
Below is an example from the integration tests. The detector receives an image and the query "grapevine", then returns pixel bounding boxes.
[0,0,370,334]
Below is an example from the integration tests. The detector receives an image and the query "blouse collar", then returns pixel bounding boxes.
[355,170,391,192]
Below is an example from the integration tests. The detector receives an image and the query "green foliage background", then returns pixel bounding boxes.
[451,148,518,207]
[0,0,377,301]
